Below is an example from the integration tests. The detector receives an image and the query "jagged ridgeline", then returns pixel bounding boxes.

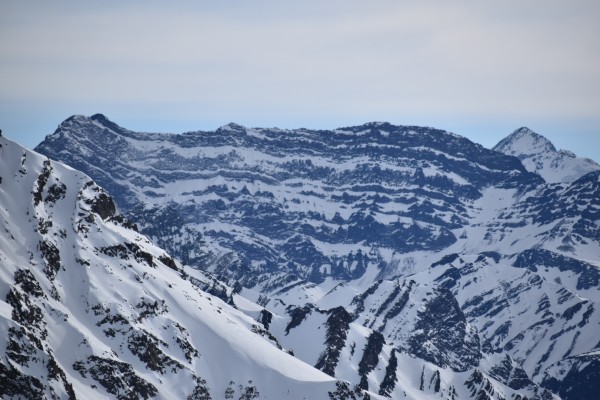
[31,114,600,399]
[35,114,545,287]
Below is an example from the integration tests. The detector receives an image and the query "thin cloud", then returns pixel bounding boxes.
[0,0,599,158]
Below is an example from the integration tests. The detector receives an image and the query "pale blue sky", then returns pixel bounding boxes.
[1,0,599,161]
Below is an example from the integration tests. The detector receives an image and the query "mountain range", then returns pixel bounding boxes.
[0,114,597,399]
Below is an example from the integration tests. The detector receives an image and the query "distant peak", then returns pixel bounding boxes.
[55,114,92,133]
[89,113,125,134]
[364,121,390,127]
[513,126,535,134]
[90,113,110,123]
[49,113,126,139]
[492,127,600,183]
[218,122,246,132]
[508,127,549,143]
[61,113,116,127]
[63,114,90,124]
[493,127,556,155]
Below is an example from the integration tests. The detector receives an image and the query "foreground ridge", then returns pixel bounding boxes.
[0,136,361,399]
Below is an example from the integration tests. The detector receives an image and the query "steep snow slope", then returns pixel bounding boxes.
[493,127,600,183]
[0,136,359,399]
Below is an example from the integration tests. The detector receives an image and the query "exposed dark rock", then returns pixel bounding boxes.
[6,288,46,337]
[258,309,273,330]
[47,354,77,399]
[33,159,52,207]
[14,269,45,298]
[285,304,314,335]
[189,275,236,306]
[158,254,178,271]
[223,381,261,400]
[514,249,599,290]
[171,322,200,363]
[45,182,67,204]
[251,325,283,350]
[108,214,139,231]
[89,192,116,220]
[74,355,158,400]
[464,370,498,400]
[351,280,382,320]
[93,304,129,327]
[37,217,53,234]
[6,326,41,365]
[358,331,385,390]
[542,353,600,400]
[435,266,461,290]
[136,299,168,321]
[489,355,534,391]
[39,239,61,280]
[125,242,154,268]
[328,381,369,400]
[408,288,480,371]
[378,348,398,397]
[100,244,129,259]
[99,242,154,268]
[0,360,44,399]
[315,307,353,376]
[372,284,401,322]
[127,330,183,374]
[430,369,441,392]
[188,377,212,400]
[431,253,459,268]
[379,281,413,331]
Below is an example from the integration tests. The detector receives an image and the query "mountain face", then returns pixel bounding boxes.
[493,127,600,183]
[32,115,600,399]
[0,136,361,399]
[35,114,545,287]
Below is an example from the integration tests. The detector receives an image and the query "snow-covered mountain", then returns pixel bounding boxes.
[0,136,370,399]
[32,115,600,399]
[34,115,545,287]
[493,127,600,183]
[0,134,555,400]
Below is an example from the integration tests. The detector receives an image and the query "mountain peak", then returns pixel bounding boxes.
[493,127,557,156]
[61,114,91,125]
[493,127,599,183]
[90,113,110,124]
[218,122,246,132]
[363,121,390,128]
[89,113,126,134]
[47,114,128,142]
[55,113,119,131]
